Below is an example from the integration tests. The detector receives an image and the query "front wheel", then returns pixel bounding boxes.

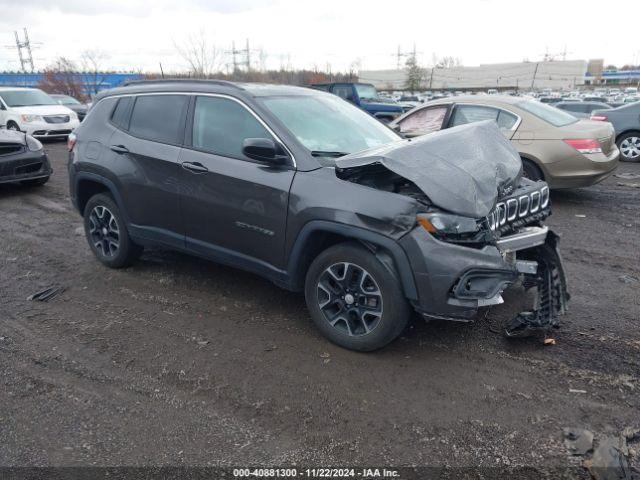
[304,243,411,351]
[617,133,640,162]
[83,193,142,268]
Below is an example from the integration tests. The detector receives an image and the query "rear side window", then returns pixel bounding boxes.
[450,105,499,126]
[128,95,188,144]
[111,97,133,130]
[192,96,271,159]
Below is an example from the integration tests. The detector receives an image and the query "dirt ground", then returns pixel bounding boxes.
[1,141,639,473]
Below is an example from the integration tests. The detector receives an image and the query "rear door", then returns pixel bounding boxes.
[179,95,295,269]
[108,94,188,244]
[447,104,519,139]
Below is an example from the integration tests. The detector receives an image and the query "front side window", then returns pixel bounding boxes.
[398,106,447,134]
[261,94,399,156]
[192,96,271,159]
[354,84,378,100]
[332,85,354,101]
[128,95,188,144]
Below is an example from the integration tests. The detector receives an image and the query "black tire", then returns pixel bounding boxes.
[521,158,544,181]
[20,176,49,187]
[304,243,411,351]
[616,132,640,162]
[6,121,20,132]
[83,193,142,268]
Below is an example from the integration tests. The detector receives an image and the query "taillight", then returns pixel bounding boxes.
[563,138,602,154]
[590,115,608,121]
[67,132,77,152]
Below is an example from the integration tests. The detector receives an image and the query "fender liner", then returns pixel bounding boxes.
[286,220,418,300]
[73,172,130,222]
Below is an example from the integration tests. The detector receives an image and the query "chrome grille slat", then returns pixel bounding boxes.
[487,186,550,232]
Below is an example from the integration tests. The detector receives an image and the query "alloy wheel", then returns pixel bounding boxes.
[88,205,120,257]
[316,262,383,336]
[620,136,640,160]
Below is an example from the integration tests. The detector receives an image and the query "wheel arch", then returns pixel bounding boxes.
[74,172,128,222]
[519,153,547,179]
[286,220,418,300]
[616,129,640,143]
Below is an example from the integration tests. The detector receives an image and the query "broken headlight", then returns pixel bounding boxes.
[417,212,495,245]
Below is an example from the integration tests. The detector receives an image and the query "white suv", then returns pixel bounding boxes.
[0,87,80,138]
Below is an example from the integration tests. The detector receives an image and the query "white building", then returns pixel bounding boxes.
[359,60,588,91]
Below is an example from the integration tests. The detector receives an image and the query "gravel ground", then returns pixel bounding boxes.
[0,141,638,474]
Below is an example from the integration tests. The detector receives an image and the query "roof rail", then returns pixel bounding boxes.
[121,78,243,90]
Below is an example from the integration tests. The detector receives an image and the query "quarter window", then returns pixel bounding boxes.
[110,97,133,130]
[192,96,272,159]
[128,95,188,144]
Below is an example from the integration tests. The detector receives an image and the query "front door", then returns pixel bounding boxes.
[179,95,295,270]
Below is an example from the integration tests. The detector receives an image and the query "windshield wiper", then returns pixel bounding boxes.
[310,150,350,158]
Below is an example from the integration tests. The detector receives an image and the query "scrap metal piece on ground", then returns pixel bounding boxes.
[588,436,632,480]
[563,427,594,456]
[27,286,66,302]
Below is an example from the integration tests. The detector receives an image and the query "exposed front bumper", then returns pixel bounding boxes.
[0,150,51,184]
[400,225,558,321]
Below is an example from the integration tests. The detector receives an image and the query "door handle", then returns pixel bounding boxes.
[182,161,209,173]
[110,144,129,154]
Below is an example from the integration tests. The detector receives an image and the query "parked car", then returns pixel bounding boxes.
[0,87,80,139]
[591,102,640,162]
[50,94,89,121]
[555,101,612,119]
[68,80,569,350]
[389,95,619,188]
[310,82,404,121]
[0,128,51,186]
[538,97,562,105]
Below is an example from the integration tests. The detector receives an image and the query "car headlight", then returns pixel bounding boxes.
[20,114,43,123]
[417,212,481,235]
[26,135,43,152]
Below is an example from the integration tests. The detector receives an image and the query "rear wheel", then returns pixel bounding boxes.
[83,193,142,268]
[617,133,640,162]
[304,243,411,351]
[521,158,544,181]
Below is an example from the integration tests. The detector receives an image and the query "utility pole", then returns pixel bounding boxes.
[531,62,540,90]
[245,38,251,71]
[13,28,35,73]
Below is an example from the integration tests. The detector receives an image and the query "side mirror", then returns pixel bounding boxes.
[0,103,6,111]
[242,138,289,165]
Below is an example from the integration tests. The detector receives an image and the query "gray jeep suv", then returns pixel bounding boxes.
[68,80,569,351]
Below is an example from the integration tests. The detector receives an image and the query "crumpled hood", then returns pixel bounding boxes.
[335,121,522,218]
[0,128,26,145]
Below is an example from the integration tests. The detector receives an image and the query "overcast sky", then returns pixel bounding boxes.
[1,0,638,73]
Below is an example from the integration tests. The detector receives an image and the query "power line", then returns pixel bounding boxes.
[5,28,39,73]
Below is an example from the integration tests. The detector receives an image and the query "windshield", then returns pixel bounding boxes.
[53,95,81,105]
[517,100,578,127]
[0,89,58,107]
[262,94,400,156]
[354,84,379,100]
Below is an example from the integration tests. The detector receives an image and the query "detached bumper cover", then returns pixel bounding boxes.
[400,225,569,331]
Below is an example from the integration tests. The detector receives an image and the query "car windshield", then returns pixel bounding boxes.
[261,94,400,156]
[0,89,58,107]
[354,84,379,100]
[54,95,81,105]
[516,100,578,127]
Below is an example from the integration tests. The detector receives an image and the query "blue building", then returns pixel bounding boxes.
[585,69,640,85]
[0,72,143,94]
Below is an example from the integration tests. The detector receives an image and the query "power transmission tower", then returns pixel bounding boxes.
[11,28,36,73]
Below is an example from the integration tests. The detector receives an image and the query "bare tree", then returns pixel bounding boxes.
[38,57,87,101]
[80,49,109,96]
[433,55,462,69]
[174,31,224,77]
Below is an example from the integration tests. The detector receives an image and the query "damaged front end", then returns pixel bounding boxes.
[334,121,570,338]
